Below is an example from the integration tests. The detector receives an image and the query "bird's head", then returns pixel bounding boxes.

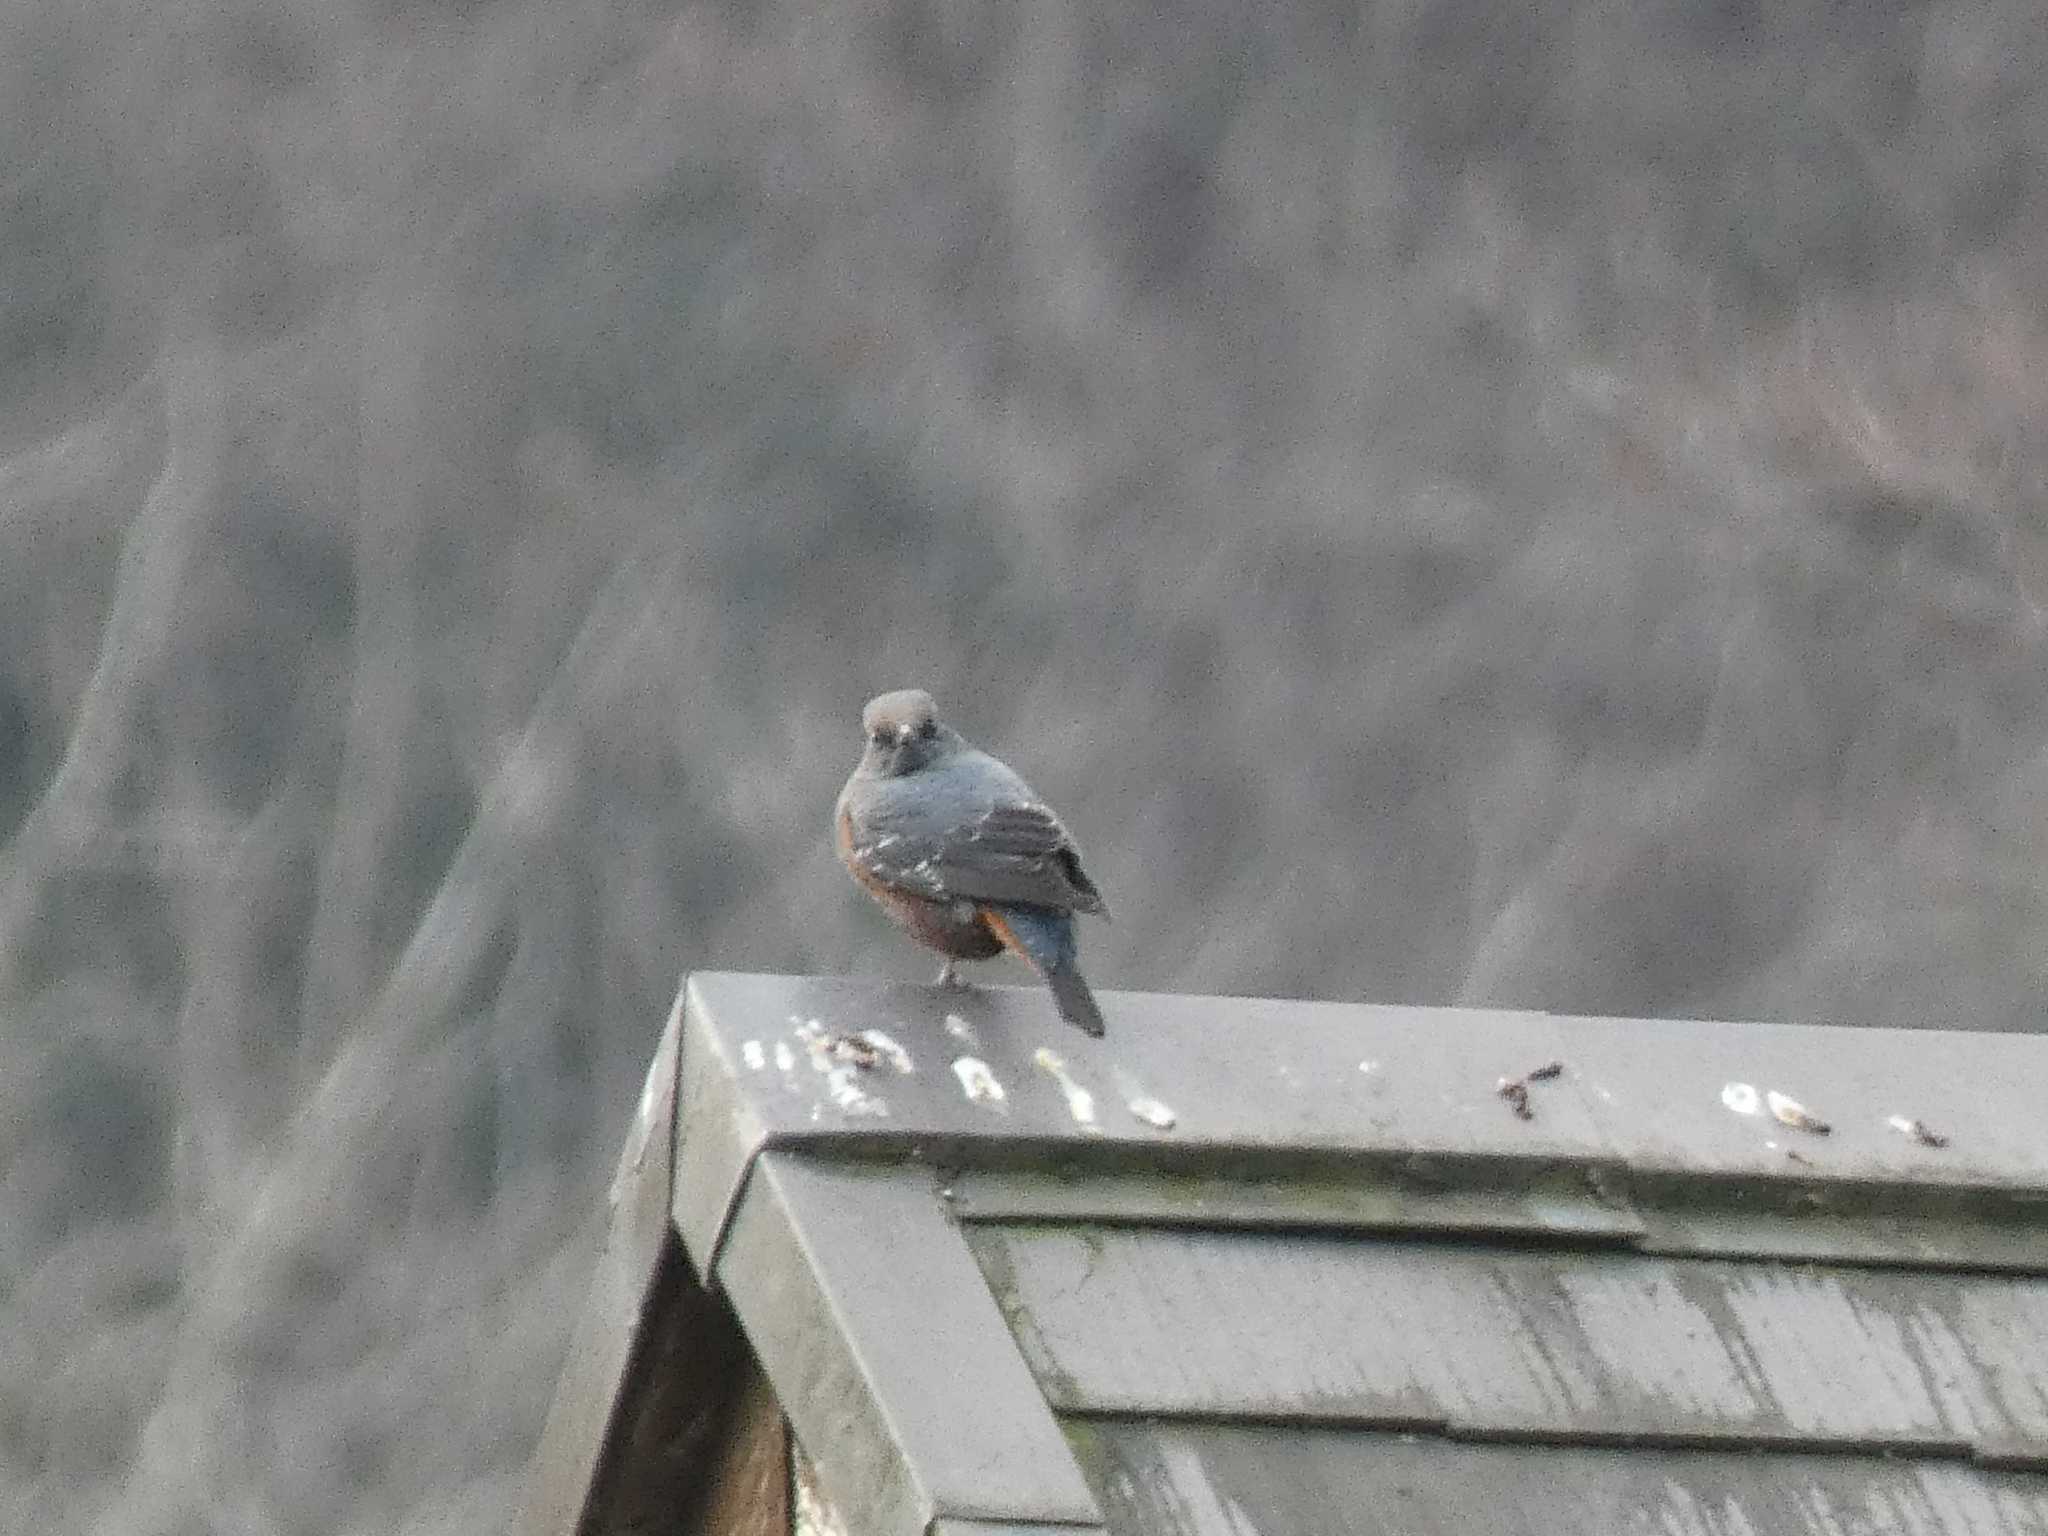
[858,688,960,778]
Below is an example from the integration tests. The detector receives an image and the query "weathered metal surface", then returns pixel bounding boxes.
[970,1224,2048,1462]
[943,1166,1645,1241]
[1064,1421,2048,1536]
[672,974,2048,1277]
[1632,1198,2048,1273]
[528,977,2048,1536]
[671,971,1618,1272]
[668,973,1617,1274]
[519,997,686,1536]
[1559,1010,2048,1191]
[713,1153,1105,1536]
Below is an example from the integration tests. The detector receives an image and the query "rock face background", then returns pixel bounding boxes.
[4,0,2046,1529]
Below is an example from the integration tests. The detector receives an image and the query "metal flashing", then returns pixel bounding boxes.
[713,1153,1106,1536]
[941,1165,1647,1240]
[672,973,2048,1278]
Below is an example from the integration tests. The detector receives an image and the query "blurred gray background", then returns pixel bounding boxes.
[4,0,2047,1529]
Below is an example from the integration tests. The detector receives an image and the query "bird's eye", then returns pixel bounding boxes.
[869,730,890,749]
[918,719,938,739]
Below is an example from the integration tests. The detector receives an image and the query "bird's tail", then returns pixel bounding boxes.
[1045,961,1106,1038]
[981,904,1107,1037]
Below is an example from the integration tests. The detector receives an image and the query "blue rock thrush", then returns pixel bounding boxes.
[835,688,1109,1036]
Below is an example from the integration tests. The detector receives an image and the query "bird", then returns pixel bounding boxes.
[835,688,1109,1036]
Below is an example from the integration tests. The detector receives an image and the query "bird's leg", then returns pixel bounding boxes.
[933,958,970,988]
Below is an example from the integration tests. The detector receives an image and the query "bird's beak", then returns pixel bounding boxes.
[872,725,912,770]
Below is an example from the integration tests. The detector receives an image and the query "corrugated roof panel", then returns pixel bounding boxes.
[972,1224,2048,1459]
[1064,1421,2048,1536]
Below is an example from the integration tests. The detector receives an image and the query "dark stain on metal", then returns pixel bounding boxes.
[1497,1062,1564,1121]
[1496,1078,1534,1121]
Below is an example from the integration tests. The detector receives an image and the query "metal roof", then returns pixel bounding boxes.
[521,973,2048,1536]
[1068,1422,2048,1536]
[976,1223,2048,1457]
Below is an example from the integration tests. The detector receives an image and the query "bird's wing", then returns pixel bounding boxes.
[850,800,1106,914]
